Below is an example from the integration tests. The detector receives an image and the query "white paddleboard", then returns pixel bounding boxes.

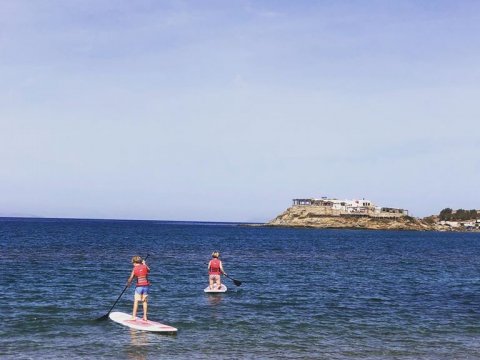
[204,284,227,293]
[109,311,177,334]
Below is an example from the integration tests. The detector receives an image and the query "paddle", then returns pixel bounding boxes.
[224,273,242,287]
[96,254,149,321]
[204,261,242,286]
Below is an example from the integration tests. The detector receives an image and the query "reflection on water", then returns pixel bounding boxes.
[124,326,178,360]
[206,293,225,323]
[206,294,223,306]
[125,329,149,360]
[125,347,147,360]
[126,329,149,360]
[129,329,150,346]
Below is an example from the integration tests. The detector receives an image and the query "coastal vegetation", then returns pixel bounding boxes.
[438,208,479,221]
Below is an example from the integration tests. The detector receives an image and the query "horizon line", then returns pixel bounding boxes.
[0,216,262,225]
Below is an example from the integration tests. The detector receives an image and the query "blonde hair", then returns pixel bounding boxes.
[132,255,143,264]
[211,251,220,258]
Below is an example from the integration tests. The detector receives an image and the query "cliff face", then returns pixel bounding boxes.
[268,206,435,231]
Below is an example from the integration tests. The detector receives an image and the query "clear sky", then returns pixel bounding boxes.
[1,1,479,222]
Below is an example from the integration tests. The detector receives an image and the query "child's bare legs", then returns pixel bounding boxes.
[132,299,139,320]
[142,296,148,321]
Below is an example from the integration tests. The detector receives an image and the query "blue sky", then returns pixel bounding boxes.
[1,0,479,221]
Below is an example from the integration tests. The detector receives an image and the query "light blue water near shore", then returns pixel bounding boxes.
[2,218,480,359]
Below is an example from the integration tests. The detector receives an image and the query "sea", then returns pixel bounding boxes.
[1,218,480,359]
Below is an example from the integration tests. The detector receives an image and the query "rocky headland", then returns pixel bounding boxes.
[267,205,437,231]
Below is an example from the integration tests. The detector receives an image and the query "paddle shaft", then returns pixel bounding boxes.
[101,283,129,318]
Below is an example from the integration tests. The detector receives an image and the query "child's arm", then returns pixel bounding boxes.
[126,269,135,286]
[220,261,227,276]
[143,259,150,271]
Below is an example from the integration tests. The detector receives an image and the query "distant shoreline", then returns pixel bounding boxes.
[1,215,478,233]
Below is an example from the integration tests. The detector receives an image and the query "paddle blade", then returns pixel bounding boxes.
[96,313,110,321]
[224,273,242,286]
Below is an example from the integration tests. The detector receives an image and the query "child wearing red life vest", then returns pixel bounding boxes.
[208,251,227,290]
[127,255,150,321]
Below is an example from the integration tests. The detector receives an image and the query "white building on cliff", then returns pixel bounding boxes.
[292,197,408,217]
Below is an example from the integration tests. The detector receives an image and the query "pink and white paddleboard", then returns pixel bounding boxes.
[109,311,177,334]
[204,284,227,293]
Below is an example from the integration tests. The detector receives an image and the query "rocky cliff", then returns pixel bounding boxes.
[267,206,436,231]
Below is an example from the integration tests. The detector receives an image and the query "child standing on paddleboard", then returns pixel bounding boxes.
[127,256,150,321]
[208,251,226,290]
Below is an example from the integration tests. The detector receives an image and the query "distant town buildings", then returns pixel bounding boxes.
[292,197,408,218]
[439,219,480,230]
[438,208,480,230]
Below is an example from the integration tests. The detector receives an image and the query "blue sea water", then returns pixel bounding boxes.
[1,218,480,359]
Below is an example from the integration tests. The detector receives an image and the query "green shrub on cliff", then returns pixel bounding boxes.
[439,208,478,221]
[423,216,436,225]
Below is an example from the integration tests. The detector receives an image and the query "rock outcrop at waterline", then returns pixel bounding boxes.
[267,206,435,231]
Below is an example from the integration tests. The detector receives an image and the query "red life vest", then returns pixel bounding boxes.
[133,264,150,286]
[209,259,221,275]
